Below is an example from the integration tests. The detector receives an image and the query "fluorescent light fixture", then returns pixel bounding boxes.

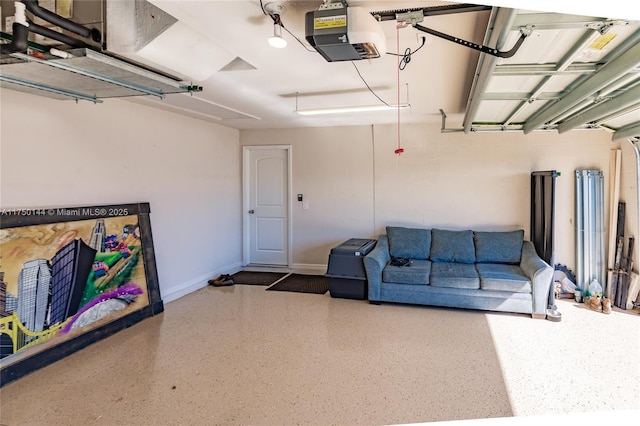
[295,104,410,116]
[268,24,287,48]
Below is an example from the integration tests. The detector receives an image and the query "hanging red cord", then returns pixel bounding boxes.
[395,23,404,155]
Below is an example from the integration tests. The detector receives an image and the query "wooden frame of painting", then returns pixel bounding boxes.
[0,202,163,386]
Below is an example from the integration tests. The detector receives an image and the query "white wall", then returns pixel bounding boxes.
[242,126,375,267]
[374,123,627,271]
[3,87,636,302]
[242,123,632,277]
[0,89,242,303]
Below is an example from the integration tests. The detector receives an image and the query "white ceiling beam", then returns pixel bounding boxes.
[481,88,630,101]
[549,72,640,126]
[511,13,609,30]
[502,27,602,126]
[612,122,640,141]
[494,63,601,75]
[557,84,640,133]
[482,92,561,100]
[522,40,640,134]
[462,7,519,133]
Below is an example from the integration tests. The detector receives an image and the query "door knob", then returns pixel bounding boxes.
[248,209,255,214]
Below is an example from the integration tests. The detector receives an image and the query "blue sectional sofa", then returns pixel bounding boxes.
[363,226,554,319]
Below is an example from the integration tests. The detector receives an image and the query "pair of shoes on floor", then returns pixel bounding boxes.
[584,296,612,314]
[208,274,234,287]
[585,296,602,312]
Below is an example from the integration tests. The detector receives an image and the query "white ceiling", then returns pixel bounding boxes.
[3,0,638,138]
[128,0,640,140]
[129,0,492,130]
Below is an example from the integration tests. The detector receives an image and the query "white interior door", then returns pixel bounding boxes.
[244,146,290,266]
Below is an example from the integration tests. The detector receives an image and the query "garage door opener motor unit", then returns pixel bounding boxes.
[305,1,386,62]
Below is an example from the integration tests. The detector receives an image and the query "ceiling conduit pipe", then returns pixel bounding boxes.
[21,0,101,43]
[462,7,518,133]
[0,2,28,54]
[26,20,88,48]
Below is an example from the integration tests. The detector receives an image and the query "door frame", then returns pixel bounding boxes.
[242,145,293,267]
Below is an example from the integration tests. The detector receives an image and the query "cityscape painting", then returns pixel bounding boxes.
[0,203,163,386]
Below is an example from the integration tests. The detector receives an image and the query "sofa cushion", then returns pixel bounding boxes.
[430,262,479,289]
[386,226,431,260]
[382,259,431,285]
[474,230,524,264]
[476,263,531,293]
[430,229,475,264]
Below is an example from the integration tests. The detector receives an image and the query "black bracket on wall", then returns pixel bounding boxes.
[414,23,530,59]
[372,3,530,59]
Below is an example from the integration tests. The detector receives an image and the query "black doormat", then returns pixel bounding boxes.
[266,274,329,294]
[231,271,288,286]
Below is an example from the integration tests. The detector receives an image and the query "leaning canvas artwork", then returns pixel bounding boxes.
[0,203,163,386]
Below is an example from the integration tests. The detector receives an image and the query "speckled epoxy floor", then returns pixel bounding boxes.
[1,285,638,425]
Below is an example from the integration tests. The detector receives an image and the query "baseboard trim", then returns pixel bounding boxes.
[162,261,243,303]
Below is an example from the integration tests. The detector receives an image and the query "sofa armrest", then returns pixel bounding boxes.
[520,241,554,316]
[363,235,390,301]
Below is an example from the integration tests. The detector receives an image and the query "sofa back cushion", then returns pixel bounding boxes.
[430,229,476,264]
[386,226,431,259]
[474,230,524,264]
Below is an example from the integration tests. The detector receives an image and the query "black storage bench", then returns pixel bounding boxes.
[325,238,376,299]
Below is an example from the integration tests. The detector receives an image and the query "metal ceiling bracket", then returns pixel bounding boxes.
[319,0,348,10]
[439,108,447,132]
[438,108,468,133]
[586,19,630,32]
[10,52,168,99]
[0,74,102,103]
[396,11,424,26]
